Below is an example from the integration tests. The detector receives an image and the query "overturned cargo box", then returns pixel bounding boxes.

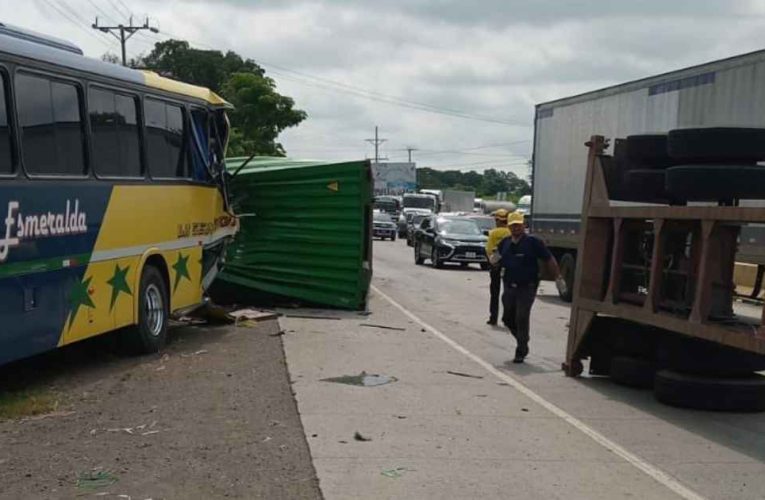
[215,157,373,310]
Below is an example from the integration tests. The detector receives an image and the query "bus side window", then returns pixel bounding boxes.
[16,72,85,176]
[89,88,141,177]
[145,98,188,179]
[0,72,12,175]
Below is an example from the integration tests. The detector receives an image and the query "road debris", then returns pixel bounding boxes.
[106,421,159,436]
[354,431,372,442]
[180,350,208,358]
[321,372,397,387]
[285,314,341,320]
[359,323,406,331]
[76,470,118,490]
[22,410,76,422]
[268,330,286,337]
[381,467,413,478]
[446,370,484,379]
[229,308,281,323]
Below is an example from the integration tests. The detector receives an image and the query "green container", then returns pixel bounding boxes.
[217,156,373,310]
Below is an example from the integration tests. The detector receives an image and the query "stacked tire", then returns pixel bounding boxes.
[615,127,765,203]
[615,133,677,203]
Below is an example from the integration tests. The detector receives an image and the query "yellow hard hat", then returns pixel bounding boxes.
[493,208,509,219]
[507,211,525,226]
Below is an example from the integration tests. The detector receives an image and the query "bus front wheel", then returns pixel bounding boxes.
[122,265,169,355]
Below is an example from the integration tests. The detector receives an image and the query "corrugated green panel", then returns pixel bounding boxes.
[217,156,373,310]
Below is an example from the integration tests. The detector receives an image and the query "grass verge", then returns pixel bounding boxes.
[0,389,59,421]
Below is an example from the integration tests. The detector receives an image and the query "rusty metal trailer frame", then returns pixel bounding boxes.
[564,135,765,376]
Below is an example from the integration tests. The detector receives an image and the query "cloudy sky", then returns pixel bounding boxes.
[3,0,765,177]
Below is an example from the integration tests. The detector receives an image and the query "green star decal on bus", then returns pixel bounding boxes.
[173,252,191,292]
[107,264,132,311]
[69,276,95,329]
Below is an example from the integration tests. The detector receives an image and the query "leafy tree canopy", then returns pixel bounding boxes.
[104,40,306,156]
[417,167,530,201]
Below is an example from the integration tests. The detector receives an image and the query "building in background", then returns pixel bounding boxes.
[372,162,416,195]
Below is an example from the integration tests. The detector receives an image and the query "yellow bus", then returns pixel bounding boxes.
[0,24,237,365]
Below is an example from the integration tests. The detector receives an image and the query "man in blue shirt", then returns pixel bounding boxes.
[498,212,560,363]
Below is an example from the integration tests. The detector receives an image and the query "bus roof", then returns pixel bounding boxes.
[0,23,232,108]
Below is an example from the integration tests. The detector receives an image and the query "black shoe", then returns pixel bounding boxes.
[486,318,497,325]
[512,357,525,364]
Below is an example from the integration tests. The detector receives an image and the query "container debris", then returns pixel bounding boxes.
[321,372,397,387]
[381,467,413,478]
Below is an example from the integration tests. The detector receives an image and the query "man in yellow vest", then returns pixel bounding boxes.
[485,209,511,325]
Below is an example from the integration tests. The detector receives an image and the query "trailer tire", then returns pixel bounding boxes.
[624,169,668,202]
[654,370,765,412]
[657,335,765,375]
[625,134,673,168]
[557,253,575,302]
[666,164,765,201]
[609,356,655,389]
[668,127,765,163]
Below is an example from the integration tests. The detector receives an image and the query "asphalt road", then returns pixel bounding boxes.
[283,238,765,500]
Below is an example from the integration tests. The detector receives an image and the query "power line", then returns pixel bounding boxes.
[428,159,530,169]
[37,0,114,48]
[125,24,528,127]
[85,0,119,24]
[107,0,131,19]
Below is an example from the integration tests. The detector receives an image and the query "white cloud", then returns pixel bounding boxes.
[1,0,764,178]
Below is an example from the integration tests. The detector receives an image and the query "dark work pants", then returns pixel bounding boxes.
[488,265,502,321]
[501,283,538,359]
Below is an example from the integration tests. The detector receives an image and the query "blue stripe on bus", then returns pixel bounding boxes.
[0,184,112,364]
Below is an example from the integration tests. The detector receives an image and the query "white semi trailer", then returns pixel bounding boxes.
[532,48,765,301]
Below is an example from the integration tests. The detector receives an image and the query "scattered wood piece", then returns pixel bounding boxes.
[285,314,341,320]
[359,323,406,331]
[22,410,76,422]
[180,349,208,358]
[446,370,484,379]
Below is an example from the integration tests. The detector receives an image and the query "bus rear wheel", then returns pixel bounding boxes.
[122,265,169,355]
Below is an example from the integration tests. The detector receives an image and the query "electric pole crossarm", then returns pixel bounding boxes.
[92,16,159,66]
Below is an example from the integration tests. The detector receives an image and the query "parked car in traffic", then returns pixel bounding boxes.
[413,216,489,269]
[406,213,429,246]
[373,211,397,241]
[398,207,432,237]
[466,214,495,235]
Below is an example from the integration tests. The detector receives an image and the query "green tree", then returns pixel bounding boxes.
[416,167,530,200]
[129,40,306,156]
[222,73,306,156]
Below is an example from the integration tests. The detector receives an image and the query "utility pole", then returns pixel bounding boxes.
[405,146,418,163]
[92,16,159,66]
[365,126,387,163]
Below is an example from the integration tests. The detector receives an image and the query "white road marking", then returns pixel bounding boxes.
[371,284,705,500]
